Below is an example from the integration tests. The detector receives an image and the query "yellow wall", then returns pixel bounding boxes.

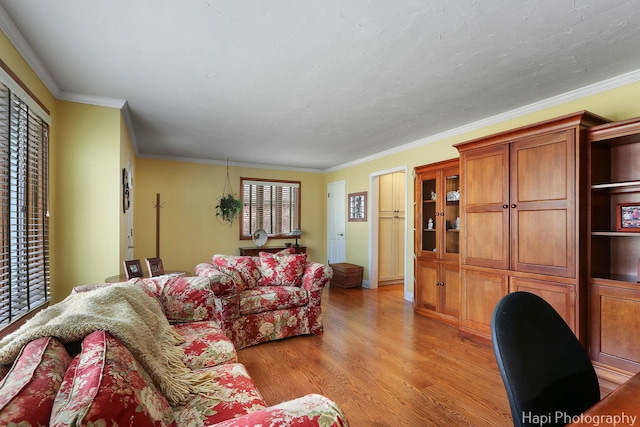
[3,29,129,301]
[133,160,326,273]
[54,101,122,298]
[326,80,640,297]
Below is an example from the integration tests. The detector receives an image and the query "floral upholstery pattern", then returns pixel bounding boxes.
[192,263,236,295]
[212,255,261,291]
[139,275,217,323]
[228,308,314,349]
[240,286,309,315]
[258,252,308,287]
[173,363,267,426]
[51,330,174,427]
[214,394,350,427]
[0,337,72,426]
[195,254,333,350]
[0,272,349,426]
[173,321,237,369]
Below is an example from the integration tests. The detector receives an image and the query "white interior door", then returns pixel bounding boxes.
[327,180,346,264]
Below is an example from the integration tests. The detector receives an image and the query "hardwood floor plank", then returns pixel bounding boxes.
[237,284,513,426]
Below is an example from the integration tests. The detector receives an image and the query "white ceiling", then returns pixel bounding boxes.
[1,1,640,171]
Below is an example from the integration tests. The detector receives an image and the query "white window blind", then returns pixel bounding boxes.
[0,78,50,329]
[241,178,300,238]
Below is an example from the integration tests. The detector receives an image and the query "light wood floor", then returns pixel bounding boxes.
[237,284,513,426]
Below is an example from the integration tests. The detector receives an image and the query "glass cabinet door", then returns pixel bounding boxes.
[444,171,460,257]
[421,178,437,252]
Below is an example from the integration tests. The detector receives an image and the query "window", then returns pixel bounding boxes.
[0,73,50,330]
[241,178,300,239]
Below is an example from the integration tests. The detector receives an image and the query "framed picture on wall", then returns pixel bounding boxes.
[348,192,367,222]
[617,203,640,232]
[123,259,143,279]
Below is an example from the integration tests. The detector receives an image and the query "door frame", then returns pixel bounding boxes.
[369,166,410,300]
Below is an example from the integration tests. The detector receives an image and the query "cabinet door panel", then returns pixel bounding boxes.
[461,145,510,269]
[510,130,575,277]
[514,131,571,202]
[515,209,570,271]
[416,260,439,311]
[379,173,395,213]
[441,262,460,317]
[460,268,508,336]
[394,212,405,278]
[465,211,508,268]
[591,284,640,373]
[378,216,395,280]
[443,166,461,260]
[465,150,507,205]
[510,277,576,332]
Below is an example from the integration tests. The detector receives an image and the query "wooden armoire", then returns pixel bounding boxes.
[454,111,609,344]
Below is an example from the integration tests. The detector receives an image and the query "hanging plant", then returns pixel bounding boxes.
[216,193,242,225]
[216,159,242,226]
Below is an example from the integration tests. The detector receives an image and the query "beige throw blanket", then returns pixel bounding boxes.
[0,283,220,406]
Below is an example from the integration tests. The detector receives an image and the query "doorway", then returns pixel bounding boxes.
[377,171,406,286]
[368,167,408,294]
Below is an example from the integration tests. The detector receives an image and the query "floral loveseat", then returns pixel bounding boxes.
[0,276,348,426]
[194,249,333,349]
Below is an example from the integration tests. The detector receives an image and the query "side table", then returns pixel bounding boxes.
[239,246,307,256]
[105,271,186,283]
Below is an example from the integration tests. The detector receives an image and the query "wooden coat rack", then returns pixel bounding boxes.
[153,193,164,257]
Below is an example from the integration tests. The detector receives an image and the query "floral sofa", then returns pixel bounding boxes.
[194,249,333,349]
[0,276,349,426]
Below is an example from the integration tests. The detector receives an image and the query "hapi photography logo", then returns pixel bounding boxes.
[522,411,637,426]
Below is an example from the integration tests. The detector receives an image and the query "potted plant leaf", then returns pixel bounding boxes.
[216,160,242,226]
[216,193,242,226]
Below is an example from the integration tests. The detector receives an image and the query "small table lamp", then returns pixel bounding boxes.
[290,229,302,247]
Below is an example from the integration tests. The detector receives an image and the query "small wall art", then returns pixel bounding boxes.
[616,203,640,232]
[348,192,367,222]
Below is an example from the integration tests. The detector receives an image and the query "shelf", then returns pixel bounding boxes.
[423,228,436,232]
[592,231,640,237]
[591,273,639,286]
[591,181,640,193]
[446,229,460,232]
[422,199,436,203]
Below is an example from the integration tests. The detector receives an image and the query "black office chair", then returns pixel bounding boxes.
[491,292,600,427]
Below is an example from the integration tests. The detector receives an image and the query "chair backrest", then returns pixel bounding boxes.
[491,292,600,427]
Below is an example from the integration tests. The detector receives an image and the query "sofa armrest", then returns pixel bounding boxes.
[194,263,237,297]
[212,394,349,427]
[138,276,222,323]
[302,262,334,292]
[193,263,241,323]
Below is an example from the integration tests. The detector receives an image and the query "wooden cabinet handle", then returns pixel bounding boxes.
[511,204,517,208]
[503,204,508,209]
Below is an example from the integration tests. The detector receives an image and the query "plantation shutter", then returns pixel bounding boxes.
[0,78,50,328]
[241,179,300,237]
